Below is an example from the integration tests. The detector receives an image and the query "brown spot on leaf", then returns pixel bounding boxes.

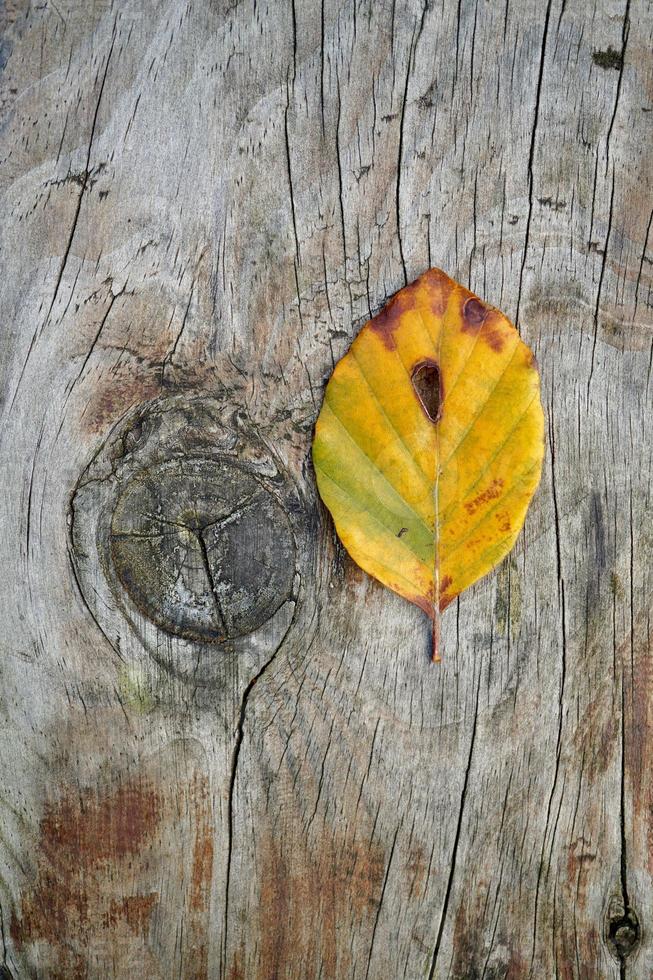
[439,591,456,611]
[368,293,406,350]
[423,267,454,317]
[461,297,506,352]
[463,297,488,326]
[439,575,454,610]
[410,592,436,619]
[496,510,512,533]
[465,478,504,516]
[368,268,454,350]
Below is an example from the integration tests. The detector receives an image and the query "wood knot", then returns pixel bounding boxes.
[110,457,295,643]
[606,896,640,963]
[70,395,301,687]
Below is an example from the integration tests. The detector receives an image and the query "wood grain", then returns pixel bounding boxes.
[0,0,651,977]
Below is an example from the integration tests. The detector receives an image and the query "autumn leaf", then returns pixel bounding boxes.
[312,268,544,661]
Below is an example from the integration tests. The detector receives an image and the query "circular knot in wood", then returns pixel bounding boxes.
[110,456,295,644]
[606,906,640,962]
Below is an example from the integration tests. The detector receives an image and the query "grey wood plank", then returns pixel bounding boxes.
[0,0,649,977]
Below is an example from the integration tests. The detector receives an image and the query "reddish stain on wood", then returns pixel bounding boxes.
[404,843,428,898]
[12,742,215,979]
[81,371,161,434]
[40,780,162,863]
[452,894,532,977]
[108,893,158,931]
[227,949,246,980]
[191,825,215,913]
[566,837,597,885]
[11,778,162,977]
[186,773,215,980]
[573,682,619,780]
[254,830,386,979]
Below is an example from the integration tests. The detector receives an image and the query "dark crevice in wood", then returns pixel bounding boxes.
[196,529,229,639]
[25,419,45,562]
[530,415,567,970]
[514,0,553,328]
[604,0,631,174]
[428,668,482,978]
[285,73,301,270]
[290,0,297,82]
[614,680,636,977]
[319,0,326,134]
[587,165,616,396]
[611,507,640,973]
[305,715,336,832]
[222,579,301,975]
[396,27,414,286]
[334,73,348,270]
[160,249,207,385]
[633,207,653,320]
[364,822,400,980]
[51,26,114,294]
[67,539,124,664]
[160,285,193,385]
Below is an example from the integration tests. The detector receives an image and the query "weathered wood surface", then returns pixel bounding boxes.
[0,0,651,977]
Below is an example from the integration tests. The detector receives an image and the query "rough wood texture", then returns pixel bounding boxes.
[0,0,651,977]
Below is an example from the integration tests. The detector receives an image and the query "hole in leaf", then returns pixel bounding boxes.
[411,359,442,423]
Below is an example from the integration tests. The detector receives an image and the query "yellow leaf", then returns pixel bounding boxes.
[312,268,544,661]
